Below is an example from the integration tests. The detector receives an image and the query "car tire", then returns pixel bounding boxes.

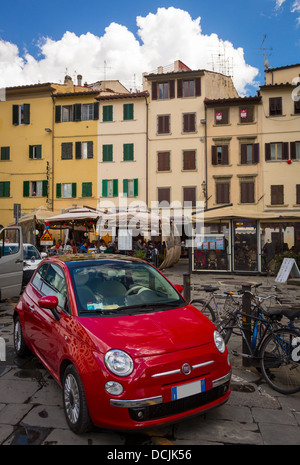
[14,315,30,357]
[62,364,93,434]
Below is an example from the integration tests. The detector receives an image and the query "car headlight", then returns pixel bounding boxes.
[214,330,226,354]
[105,349,134,377]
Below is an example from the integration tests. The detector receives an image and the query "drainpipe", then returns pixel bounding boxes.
[145,95,149,208]
[51,95,56,212]
[204,105,208,209]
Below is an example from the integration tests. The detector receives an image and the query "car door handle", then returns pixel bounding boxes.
[29,305,35,312]
[15,259,23,264]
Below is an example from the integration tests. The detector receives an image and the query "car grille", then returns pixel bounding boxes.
[128,382,229,422]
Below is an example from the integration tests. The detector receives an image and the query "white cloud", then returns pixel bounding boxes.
[0,7,258,95]
[274,0,300,23]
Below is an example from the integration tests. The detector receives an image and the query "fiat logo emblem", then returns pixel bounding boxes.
[182,363,191,375]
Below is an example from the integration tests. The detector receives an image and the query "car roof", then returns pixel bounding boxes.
[45,253,146,266]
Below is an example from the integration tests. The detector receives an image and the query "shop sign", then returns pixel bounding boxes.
[240,109,247,119]
[275,258,300,283]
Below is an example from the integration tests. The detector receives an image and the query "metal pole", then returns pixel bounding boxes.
[241,283,252,367]
[183,272,191,302]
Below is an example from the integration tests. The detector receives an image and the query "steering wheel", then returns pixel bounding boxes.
[125,285,148,296]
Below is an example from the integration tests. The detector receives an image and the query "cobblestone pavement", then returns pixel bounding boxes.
[0,260,300,445]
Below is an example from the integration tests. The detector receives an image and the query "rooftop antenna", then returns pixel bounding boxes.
[257,35,273,80]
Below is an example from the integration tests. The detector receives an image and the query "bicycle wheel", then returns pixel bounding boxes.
[259,328,300,395]
[190,299,216,322]
[218,316,235,344]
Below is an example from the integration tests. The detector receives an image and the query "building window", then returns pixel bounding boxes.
[0,147,10,161]
[269,97,282,116]
[29,145,42,159]
[56,183,76,199]
[212,145,229,165]
[216,181,230,204]
[265,142,289,161]
[123,143,134,161]
[240,143,259,164]
[103,144,113,162]
[103,105,113,122]
[123,179,138,197]
[215,108,229,125]
[82,182,92,197]
[183,187,196,207]
[177,78,201,98]
[239,106,254,123]
[23,180,47,197]
[102,179,118,198]
[123,103,134,120]
[12,104,30,125]
[158,187,170,205]
[83,104,94,121]
[240,180,255,204]
[157,151,170,171]
[183,150,196,170]
[61,143,73,160]
[75,141,93,159]
[158,82,169,100]
[61,105,73,122]
[271,185,284,205]
[182,113,196,133]
[290,141,300,160]
[157,115,170,134]
[0,181,10,197]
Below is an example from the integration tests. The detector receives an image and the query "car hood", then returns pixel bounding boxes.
[77,305,214,357]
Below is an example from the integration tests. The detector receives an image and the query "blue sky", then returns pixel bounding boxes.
[0,0,299,95]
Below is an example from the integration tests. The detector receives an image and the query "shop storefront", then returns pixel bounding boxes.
[190,210,300,275]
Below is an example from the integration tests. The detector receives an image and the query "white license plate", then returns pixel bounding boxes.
[171,379,205,401]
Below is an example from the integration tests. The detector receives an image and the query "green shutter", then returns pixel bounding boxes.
[55,106,61,123]
[56,183,62,198]
[102,179,108,197]
[123,143,134,161]
[103,144,113,162]
[36,145,42,159]
[23,181,30,197]
[73,104,82,122]
[103,105,113,122]
[1,147,10,160]
[42,180,48,197]
[123,103,134,120]
[123,179,128,196]
[75,142,82,159]
[87,141,93,158]
[23,104,30,124]
[113,179,118,197]
[29,145,33,159]
[82,182,92,197]
[0,182,10,197]
[93,102,99,120]
[72,183,77,198]
[134,178,138,197]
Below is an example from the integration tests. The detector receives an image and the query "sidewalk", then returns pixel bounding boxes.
[0,259,300,445]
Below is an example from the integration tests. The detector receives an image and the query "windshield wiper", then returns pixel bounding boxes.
[117,301,180,312]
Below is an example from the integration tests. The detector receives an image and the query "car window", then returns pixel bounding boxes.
[32,263,49,291]
[40,263,68,311]
[24,245,40,260]
[68,261,184,316]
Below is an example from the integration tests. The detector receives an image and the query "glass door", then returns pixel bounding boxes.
[233,220,258,272]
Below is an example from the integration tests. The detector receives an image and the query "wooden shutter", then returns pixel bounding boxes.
[253,143,259,163]
[241,181,254,203]
[240,144,247,164]
[0,147,10,160]
[216,182,229,204]
[123,179,128,196]
[282,142,289,160]
[134,178,138,197]
[195,78,201,96]
[271,185,284,204]
[12,105,19,125]
[158,188,170,204]
[71,183,77,198]
[152,82,157,100]
[0,182,10,197]
[56,183,61,198]
[93,102,99,120]
[211,146,217,165]
[183,151,196,170]
[222,145,229,165]
[87,141,93,158]
[291,142,296,159]
[102,179,108,197]
[61,142,73,159]
[103,105,113,121]
[123,143,134,161]
[157,152,170,171]
[82,182,92,197]
[297,185,300,204]
[23,181,30,197]
[73,104,82,121]
[103,144,113,162]
[177,79,183,98]
[113,179,118,197]
[23,104,30,124]
[75,142,82,159]
[183,187,196,206]
[55,106,61,123]
[183,114,196,132]
[265,143,271,161]
[42,180,48,197]
[169,80,175,99]
[123,103,133,120]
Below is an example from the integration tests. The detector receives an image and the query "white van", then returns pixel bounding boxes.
[0,226,23,300]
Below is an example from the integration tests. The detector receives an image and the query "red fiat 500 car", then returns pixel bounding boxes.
[14,254,231,433]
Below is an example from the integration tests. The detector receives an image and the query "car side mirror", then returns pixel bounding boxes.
[41,252,47,258]
[38,296,60,321]
[174,284,183,294]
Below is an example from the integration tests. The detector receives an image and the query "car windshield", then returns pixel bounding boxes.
[68,260,184,317]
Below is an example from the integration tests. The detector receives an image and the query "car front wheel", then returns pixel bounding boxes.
[14,315,30,357]
[62,364,92,434]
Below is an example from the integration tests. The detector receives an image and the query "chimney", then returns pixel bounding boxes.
[77,74,82,86]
